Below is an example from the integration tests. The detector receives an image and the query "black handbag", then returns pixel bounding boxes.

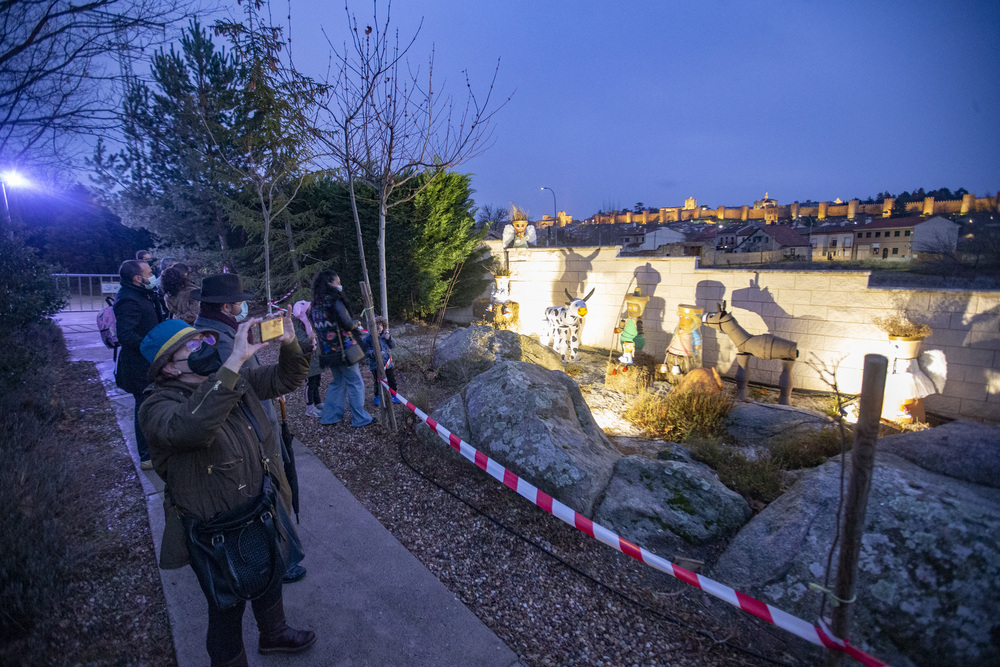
[182,475,287,610]
[181,401,289,610]
[339,327,366,366]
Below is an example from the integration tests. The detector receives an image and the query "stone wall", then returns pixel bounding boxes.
[491,242,1000,422]
[587,194,998,225]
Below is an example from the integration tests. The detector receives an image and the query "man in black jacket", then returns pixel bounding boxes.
[114,259,163,469]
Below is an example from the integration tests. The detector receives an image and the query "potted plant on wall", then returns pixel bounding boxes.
[872,309,941,423]
[872,310,932,360]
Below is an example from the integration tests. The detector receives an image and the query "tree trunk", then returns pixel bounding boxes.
[378,195,389,320]
[346,172,372,290]
[283,214,302,284]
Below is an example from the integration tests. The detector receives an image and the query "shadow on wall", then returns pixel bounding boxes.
[697,276,820,386]
[552,248,599,307]
[633,263,665,346]
[695,280,727,372]
[900,292,1000,419]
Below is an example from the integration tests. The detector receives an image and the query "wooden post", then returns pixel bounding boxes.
[359,281,398,433]
[825,354,887,666]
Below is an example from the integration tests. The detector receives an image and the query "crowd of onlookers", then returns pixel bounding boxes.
[110,250,397,666]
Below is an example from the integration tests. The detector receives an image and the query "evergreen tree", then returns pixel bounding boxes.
[406,172,490,319]
[89,20,245,266]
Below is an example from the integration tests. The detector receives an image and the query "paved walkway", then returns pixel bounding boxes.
[56,311,521,667]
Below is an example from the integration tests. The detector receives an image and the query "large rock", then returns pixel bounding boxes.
[433,324,564,383]
[711,451,1000,667]
[878,420,1000,489]
[594,455,751,561]
[419,361,619,516]
[725,402,835,445]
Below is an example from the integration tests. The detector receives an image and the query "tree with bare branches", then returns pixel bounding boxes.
[0,0,195,168]
[315,1,508,320]
[210,0,326,308]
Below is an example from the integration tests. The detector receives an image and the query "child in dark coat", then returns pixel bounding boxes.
[362,316,399,405]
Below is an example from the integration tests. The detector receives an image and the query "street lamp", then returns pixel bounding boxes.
[540,186,557,221]
[541,186,557,247]
[1,170,30,240]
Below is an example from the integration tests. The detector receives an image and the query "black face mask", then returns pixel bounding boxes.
[186,342,223,376]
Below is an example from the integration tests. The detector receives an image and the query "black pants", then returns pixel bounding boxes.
[133,391,149,461]
[206,574,282,664]
[370,367,397,398]
[306,374,322,406]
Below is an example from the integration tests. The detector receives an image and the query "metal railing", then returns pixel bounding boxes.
[53,273,121,311]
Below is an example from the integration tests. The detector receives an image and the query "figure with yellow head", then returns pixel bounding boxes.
[502,204,537,249]
[661,304,703,384]
[614,288,649,365]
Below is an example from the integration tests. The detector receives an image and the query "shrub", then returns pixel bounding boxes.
[770,427,852,469]
[0,323,72,641]
[625,389,734,442]
[0,235,66,340]
[686,436,783,506]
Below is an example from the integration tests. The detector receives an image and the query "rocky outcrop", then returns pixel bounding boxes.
[432,325,564,383]
[711,451,1000,667]
[594,455,751,561]
[419,361,618,516]
[725,402,835,444]
[878,420,1000,489]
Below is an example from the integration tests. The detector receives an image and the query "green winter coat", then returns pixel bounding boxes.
[138,339,309,569]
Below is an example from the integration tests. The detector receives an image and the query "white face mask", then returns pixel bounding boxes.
[235,301,249,322]
[148,275,161,289]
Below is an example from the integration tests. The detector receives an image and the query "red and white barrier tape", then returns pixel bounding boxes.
[380,380,888,667]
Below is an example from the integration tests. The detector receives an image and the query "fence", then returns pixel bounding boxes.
[53,274,121,312]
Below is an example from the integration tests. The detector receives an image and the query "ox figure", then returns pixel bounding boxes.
[702,300,799,404]
[543,288,595,363]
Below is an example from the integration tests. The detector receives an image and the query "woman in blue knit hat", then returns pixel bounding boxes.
[137,315,314,667]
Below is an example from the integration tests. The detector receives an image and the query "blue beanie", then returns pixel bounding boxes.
[141,320,201,380]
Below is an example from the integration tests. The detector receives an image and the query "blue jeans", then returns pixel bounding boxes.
[320,363,373,427]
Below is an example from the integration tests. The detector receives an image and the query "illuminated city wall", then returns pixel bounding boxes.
[587,194,998,225]
[489,242,999,422]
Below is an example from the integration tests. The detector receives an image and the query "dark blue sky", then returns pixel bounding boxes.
[292,1,1000,219]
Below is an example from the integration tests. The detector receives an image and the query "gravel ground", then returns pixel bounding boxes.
[259,329,806,667]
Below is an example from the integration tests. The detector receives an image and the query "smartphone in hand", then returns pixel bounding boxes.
[250,316,284,344]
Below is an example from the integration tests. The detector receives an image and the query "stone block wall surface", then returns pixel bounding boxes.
[495,244,999,422]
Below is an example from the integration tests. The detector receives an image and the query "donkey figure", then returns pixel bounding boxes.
[543,288,596,363]
[702,300,799,404]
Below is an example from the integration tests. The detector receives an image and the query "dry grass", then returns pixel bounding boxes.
[625,388,734,442]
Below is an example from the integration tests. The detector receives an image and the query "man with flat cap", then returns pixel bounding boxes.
[192,274,308,584]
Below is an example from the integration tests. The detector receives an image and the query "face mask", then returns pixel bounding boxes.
[333,285,343,292]
[235,301,249,322]
[142,276,156,290]
[148,275,161,289]
[186,342,223,376]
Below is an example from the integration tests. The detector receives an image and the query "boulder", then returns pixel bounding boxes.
[433,324,564,383]
[711,451,1000,667]
[419,361,619,516]
[594,455,751,561]
[878,420,1000,489]
[725,402,835,445]
[672,367,723,396]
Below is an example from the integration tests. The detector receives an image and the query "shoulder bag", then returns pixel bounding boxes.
[179,401,288,610]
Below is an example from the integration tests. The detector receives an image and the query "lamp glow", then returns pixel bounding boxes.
[1,171,29,188]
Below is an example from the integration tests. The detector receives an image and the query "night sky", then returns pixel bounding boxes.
[291,0,1000,220]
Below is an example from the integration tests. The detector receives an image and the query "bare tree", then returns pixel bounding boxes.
[210,0,326,308]
[476,203,510,232]
[0,0,196,167]
[315,1,508,319]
